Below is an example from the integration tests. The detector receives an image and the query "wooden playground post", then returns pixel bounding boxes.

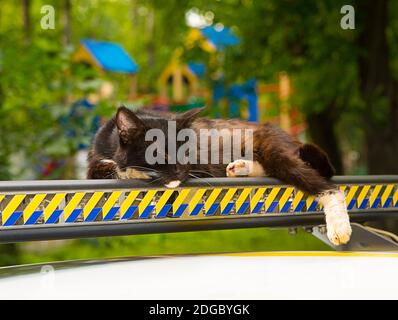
[173,65,184,103]
[279,72,291,133]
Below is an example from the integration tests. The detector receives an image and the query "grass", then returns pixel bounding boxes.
[15,227,331,266]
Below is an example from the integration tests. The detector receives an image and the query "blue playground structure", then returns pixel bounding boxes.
[76,39,139,74]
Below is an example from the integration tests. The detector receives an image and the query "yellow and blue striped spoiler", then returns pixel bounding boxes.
[0,176,397,243]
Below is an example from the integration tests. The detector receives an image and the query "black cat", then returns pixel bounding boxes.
[87,106,351,245]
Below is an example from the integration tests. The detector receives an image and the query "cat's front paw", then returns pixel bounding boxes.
[226,160,251,177]
[88,159,118,179]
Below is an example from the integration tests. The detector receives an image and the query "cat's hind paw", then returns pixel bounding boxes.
[318,190,352,245]
[326,215,352,245]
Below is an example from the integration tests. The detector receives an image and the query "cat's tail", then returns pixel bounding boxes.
[298,143,335,179]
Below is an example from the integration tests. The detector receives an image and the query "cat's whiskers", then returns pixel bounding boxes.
[190,170,216,178]
[102,170,119,179]
[149,177,162,185]
[122,165,160,173]
[189,173,213,187]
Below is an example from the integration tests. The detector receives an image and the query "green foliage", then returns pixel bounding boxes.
[0,0,195,179]
[15,228,330,266]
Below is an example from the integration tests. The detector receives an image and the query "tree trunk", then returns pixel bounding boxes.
[62,0,72,46]
[306,105,343,174]
[146,7,156,70]
[357,0,398,174]
[22,0,31,44]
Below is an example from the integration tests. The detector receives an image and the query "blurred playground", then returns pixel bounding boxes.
[0,1,397,265]
[0,2,314,182]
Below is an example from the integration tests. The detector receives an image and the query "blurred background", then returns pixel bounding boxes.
[0,0,397,266]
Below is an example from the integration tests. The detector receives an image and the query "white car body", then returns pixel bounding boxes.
[0,251,398,300]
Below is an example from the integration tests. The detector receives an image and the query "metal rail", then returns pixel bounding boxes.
[0,176,397,244]
[0,209,397,244]
[0,175,396,193]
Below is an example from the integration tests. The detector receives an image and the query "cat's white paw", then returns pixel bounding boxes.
[326,214,352,245]
[318,190,352,245]
[165,180,181,188]
[226,160,265,177]
[226,160,250,177]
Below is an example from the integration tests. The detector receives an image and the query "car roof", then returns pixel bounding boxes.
[1,251,398,299]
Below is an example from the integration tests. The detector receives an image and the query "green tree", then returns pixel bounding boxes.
[190,0,397,174]
[355,0,398,174]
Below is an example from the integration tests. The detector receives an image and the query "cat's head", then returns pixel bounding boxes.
[114,106,203,188]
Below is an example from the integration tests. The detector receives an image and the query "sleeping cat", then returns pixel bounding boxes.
[87,106,351,245]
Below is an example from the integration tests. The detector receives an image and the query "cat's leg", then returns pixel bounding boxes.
[267,154,350,245]
[253,151,351,245]
[87,159,118,179]
[226,160,265,177]
[317,189,351,245]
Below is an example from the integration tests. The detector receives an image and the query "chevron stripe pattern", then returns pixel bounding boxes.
[0,183,397,227]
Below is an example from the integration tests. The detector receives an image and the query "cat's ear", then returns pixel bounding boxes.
[176,107,204,127]
[116,106,145,143]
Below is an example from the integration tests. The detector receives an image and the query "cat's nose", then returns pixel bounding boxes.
[165,180,181,188]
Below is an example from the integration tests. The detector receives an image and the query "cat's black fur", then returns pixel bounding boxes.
[87,107,202,185]
[88,106,335,195]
